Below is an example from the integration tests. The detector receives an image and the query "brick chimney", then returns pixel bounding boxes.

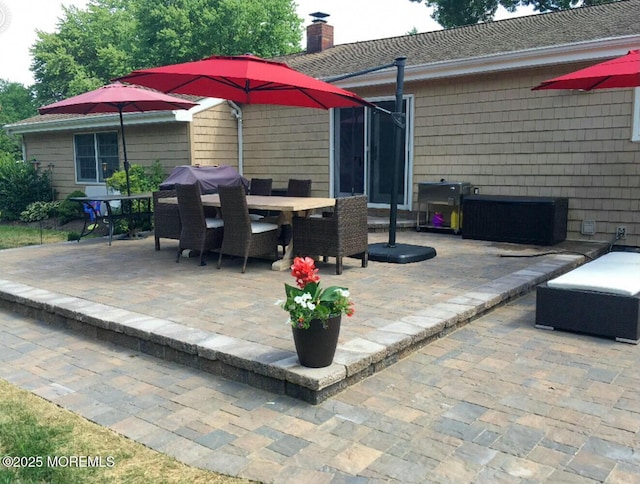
[306,12,333,53]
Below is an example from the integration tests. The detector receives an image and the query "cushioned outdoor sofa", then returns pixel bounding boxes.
[535,251,640,344]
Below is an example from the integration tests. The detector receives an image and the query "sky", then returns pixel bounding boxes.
[0,0,535,86]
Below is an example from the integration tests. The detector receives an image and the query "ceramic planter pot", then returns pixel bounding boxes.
[291,315,341,368]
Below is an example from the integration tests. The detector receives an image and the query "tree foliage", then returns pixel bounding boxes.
[31,0,302,106]
[409,0,619,29]
[31,0,136,105]
[134,0,302,68]
[0,80,37,163]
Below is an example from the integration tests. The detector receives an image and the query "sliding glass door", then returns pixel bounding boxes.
[334,107,365,196]
[333,97,411,207]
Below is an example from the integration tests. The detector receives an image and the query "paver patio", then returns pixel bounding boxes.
[2,229,639,481]
[0,230,606,402]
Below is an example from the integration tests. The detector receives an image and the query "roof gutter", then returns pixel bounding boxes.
[332,35,640,89]
[227,101,244,175]
[4,98,226,136]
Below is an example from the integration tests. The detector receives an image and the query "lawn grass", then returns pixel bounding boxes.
[0,224,70,249]
[0,381,252,484]
[0,224,256,484]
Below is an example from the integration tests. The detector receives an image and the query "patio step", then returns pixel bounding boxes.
[367,215,416,232]
[0,243,606,404]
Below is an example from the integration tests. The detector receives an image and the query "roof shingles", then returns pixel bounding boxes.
[7,1,639,129]
[279,0,640,79]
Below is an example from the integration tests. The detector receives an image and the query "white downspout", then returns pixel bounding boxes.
[228,101,244,175]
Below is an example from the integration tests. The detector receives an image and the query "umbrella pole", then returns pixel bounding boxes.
[352,57,436,264]
[118,108,136,238]
[118,109,132,197]
[387,58,405,248]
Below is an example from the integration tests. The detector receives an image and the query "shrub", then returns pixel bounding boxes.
[105,161,165,234]
[57,190,87,225]
[107,160,166,194]
[20,201,60,222]
[0,159,53,221]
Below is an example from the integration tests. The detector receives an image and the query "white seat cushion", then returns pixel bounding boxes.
[248,213,264,221]
[250,222,278,234]
[205,217,224,229]
[547,252,640,296]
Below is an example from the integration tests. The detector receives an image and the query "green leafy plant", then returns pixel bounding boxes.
[56,190,87,224]
[0,159,53,221]
[20,201,60,222]
[105,161,165,233]
[111,218,130,236]
[106,160,166,194]
[279,257,354,329]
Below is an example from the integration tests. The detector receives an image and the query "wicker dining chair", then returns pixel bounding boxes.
[278,179,312,253]
[249,178,273,196]
[175,183,224,266]
[286,179,312,197]
[292,195,369,274]
[153,189,180,250]
[217,185,279,273]
[249,178,273,220]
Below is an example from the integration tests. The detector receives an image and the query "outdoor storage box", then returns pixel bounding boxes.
[462,195,568,245]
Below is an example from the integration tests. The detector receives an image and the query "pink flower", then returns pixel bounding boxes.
[346,302,355,317]
[290,257,320,288]
[280,257,354,330]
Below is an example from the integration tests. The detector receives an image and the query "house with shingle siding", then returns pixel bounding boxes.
[5,0,640,245]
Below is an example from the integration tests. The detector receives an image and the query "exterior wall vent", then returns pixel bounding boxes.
[581,220,596,235]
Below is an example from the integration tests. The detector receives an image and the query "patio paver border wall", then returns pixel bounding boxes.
[0,246,604,403]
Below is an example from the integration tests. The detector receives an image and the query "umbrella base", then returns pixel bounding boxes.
[368,243,436,264]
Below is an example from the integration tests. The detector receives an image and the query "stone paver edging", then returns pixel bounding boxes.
[0,250,595,403]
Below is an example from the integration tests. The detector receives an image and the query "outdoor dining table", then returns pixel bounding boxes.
[70,193,153,246]
[161,193,336,270]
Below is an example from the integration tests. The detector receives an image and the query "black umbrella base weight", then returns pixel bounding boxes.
[368,243,436,264]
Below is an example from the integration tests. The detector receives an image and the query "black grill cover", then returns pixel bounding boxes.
[159,165,249,193]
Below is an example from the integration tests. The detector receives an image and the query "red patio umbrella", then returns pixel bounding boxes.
[39,82,198,195]
[115,54,372,110]
[532,49,640,91]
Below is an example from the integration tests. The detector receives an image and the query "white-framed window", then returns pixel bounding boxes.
[633,87,640,143]
[74,132,119,183]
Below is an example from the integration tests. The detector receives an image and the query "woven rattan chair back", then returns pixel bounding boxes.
[249,178,273,218]
[217,185,279,273]
[333,195,369,256]
[218,185,252,243]
[279,179,312,252]
[286,179,312,197]
[249,178,273,196]
[292,195,368,274]
[153,189,179,250]
[175,183,223,266]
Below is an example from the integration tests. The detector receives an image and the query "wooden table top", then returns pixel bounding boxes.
[162,194,335,212]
